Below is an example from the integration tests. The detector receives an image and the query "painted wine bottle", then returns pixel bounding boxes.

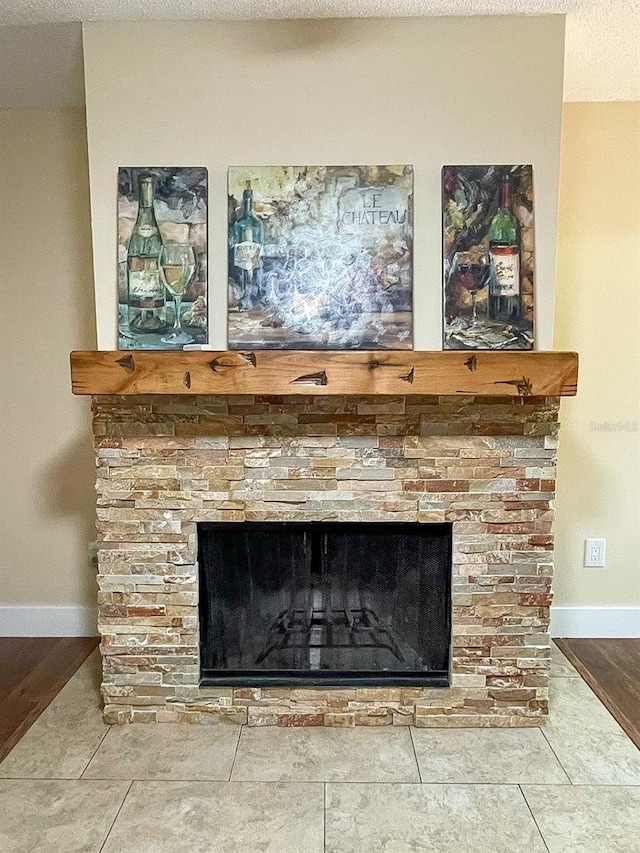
[488,176,521,324]
[127,176,166,332]
[230,180,264,310]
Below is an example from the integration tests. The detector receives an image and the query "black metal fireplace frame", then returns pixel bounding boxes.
[198,521,452,688]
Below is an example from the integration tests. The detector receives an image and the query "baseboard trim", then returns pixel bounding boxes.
[550,606,640,638]
[0,606,98,637]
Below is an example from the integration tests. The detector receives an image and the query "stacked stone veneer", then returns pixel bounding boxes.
[94,394,560,727]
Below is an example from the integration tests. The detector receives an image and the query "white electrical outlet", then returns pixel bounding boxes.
[584,538,606,567]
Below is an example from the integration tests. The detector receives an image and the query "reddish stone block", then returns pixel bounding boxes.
[518,593,553,606]
[487,522,537,534]
[529,535,554,546]
[126,606,166,617]
[233,688,261,700]
[277,713,325,727]
[505,501,550,510]
[515,479,541,491]
[422,480,470,492]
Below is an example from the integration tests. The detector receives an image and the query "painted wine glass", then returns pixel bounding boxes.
[159,243,196,346]
[448,251,490,328]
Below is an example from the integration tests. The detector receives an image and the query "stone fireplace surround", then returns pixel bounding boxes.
[94,391,559,728]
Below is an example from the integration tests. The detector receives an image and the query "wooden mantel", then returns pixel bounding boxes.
[70,350,578,397]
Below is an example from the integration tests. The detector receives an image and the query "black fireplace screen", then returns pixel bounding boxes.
[198,522,452,686]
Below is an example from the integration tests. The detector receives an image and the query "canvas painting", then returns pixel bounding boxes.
[227,165,413,349]
[443,164,534,350]
[118,167,208,350]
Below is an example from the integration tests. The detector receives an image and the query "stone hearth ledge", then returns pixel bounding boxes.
[94,393,559,727]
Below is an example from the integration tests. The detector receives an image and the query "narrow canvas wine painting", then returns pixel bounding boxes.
[443,165,534,350]
[118,167,208,350]
[227,165,413,349]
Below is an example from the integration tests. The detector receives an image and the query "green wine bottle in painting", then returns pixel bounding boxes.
[127,176,166,332]
[488,175,521,324]
[230,180,264,310]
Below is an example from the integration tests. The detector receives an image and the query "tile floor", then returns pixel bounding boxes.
[0,643,638,852]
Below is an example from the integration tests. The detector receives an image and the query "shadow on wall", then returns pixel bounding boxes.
[38,429,97,606]
[226,18,362,55]
[554,410,609,601]
[557,412,609,519]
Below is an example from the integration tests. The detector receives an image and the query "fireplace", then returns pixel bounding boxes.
[198,522,452,686]
[88,390,563,727]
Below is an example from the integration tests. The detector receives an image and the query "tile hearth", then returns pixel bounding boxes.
[0,646,638,853]
[94,393,560,727]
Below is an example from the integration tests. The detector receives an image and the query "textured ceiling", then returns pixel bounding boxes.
[0,1,638,102]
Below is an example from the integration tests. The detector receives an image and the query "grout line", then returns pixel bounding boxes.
[1,774,605,786]
[310,780,568,787]
[539,727,573,786]
[519,784,551,853]
[1,776,599,785]
[0,775,95,782]
[98,779,133,853]
[228,724,244,781]
[31,777,424,784]
[408,727,423,783]
[323,781,327,853]
[80,724,112,779]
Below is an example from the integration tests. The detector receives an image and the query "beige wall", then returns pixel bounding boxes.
[82,16,565,351]
[2,47,636,630]
[554,102,640,609]
[0,108,97,612]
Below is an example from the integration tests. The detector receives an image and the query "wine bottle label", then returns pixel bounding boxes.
[128,269,164,299]
[490,251,520,298]
[234,241,261,272]
[136,225,158,238]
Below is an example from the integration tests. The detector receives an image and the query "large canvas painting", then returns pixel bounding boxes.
[118,167,208,350]
[228,165,413,349]
[443,165,534,350]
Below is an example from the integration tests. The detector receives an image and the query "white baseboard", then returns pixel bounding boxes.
[0,606,98,637]
[551,606,640,638]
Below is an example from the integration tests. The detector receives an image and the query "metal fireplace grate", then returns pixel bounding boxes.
[256,605,406,666]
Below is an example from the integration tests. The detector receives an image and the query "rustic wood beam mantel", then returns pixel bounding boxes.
[70,350,578,397]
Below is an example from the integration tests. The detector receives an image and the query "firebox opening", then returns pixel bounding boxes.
[198,522,452,687]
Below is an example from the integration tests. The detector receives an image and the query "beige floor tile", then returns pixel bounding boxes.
[0,779,129,853]
[544,677,640,784]
[101,780,323,853]
[326,783,547,852]
[82,722,240,780]
[412,727,570,783]
[231,725,420,782]
[523,785,640,852]
[0,652,108,779]
[550,642,580,677]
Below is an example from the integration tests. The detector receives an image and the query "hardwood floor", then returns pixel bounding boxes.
[0,637,99,763]
[555,638,640,750]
